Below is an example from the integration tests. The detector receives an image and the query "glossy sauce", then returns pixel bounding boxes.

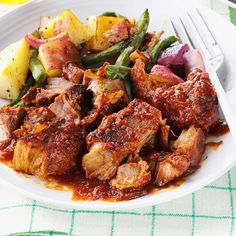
[206,141,223,150]
[51,167,186,201]
[51,168,150,201]
[0,121,230,201]
[208,120,229,137]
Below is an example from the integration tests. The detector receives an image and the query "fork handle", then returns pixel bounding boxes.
[208,66,236,143]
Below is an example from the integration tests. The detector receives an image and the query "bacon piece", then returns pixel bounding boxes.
[62,62,84,84]
[104,19,136,44]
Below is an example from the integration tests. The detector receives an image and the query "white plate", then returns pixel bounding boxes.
[0,0,236,210]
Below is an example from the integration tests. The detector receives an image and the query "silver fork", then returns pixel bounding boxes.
[170,9,236,142]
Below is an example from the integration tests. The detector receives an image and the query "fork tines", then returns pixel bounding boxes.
[170,8,223,68]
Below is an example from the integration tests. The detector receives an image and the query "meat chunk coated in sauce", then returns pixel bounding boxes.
[148,126,205,186]
[110,160,151,190]
[13,107,56,139]
[81,70,129,127]
[49,84,86,125]
[131,59,219,132]
[0,106,26,141]
[82,99,165,181]
[22,77,75,107]
[13,119,86,178]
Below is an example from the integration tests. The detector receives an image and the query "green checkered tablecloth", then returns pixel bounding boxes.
[0,166,236,236]
[0,1,236,235]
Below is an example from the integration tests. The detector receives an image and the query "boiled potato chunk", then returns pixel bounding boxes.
[39,39,80,77]
[0,39,30,100]
[39,9,91,47]
[87,16,123,51]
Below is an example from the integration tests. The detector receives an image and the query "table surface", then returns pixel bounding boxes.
[0,1,236,236]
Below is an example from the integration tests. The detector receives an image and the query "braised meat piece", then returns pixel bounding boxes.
[148,126,205,186]
[0,106,26,141]
[62,62,84,84]
[131,59,219,132]
[49,85,86,125]
[13,119,86,178]
[110,160,151,190]
[159,125,170,148]
[82,99,164,181]
[104,19,136,44]
[13,107,56,139]
[81,70,129,127]
[0,139,16,160]
[171,126,205,168]
[46,77,74,92]
[22,77,74,107]
[21,87,38,105]
[154,152,190,187]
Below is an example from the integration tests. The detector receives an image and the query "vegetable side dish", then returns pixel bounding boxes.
[0,9,227,201]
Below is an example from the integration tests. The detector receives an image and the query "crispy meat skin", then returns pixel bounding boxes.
[131,59,219,132]
[49,85,86,125]
[81,70,129,127]
[13,120,86,178]
[62,62,84,84]
[0,106,26,141]
[110,160,151,190]
[148,126,205,186]
[13,107,56,138]
[82,99,164,181]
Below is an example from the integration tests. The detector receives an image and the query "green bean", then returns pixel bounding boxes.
[147,35,179,71]
[105,65,131,80]
[30,48,38,58]
[82,40,129,66]
[101,11,126,18]
[8,97,21,106]
[15,100,28,107]
[115,9,149,66]
[8,75,35,106]
[29,57,47,84]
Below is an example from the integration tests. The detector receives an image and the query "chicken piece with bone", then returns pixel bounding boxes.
[148,126,205,187]
[13,119,86,178]
[82,99,165,181]
[131,59,219,132]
